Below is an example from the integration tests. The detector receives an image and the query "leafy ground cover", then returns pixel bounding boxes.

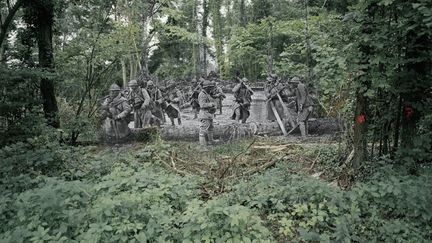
[1,135,431,242]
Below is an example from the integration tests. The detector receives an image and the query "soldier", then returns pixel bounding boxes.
[146,81,165,126]
[101,84,132,141]
[265,74,285,122]
[232,77,254,123]
[128,79,151,128]
[198,80,218,147]
[190,78,203,119]
[212,81,226,115]
[165,81,182,126]
[292,77,313,137]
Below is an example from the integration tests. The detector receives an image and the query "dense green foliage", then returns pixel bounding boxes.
[1,138,431,242]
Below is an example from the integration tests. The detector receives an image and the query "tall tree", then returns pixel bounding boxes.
[25,0,60,128]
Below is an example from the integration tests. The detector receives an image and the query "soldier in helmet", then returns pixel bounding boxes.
[232,77,254,123]
[198,80,218,147]
[265,74,285,122]
[101,84,132,141]
[146,80,165,126]
[128,79,151,128]
[165,80,182,126]
[292,77,313,137]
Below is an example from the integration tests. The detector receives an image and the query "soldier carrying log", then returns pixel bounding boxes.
[128,79,151,128]
[231,77,254,123]
[101,84,132,141]
[265,74,285,122]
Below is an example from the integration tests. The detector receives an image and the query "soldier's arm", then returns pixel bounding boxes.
[156,90,164,103]
[101,98,110,110]
[232,83,242,93]
[116,100,132,119]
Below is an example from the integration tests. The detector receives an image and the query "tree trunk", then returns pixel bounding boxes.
[200,0,209,76]
[351,3,375,169]
[352,92,368,169]
[121,59,127,88]
[34,0,59,128]
[211,0,224,76]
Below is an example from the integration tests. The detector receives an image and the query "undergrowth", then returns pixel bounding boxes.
[1,134,431,242]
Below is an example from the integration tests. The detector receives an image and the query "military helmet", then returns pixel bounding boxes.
[109,83,121,91]
[147,81,154,87]
[291,76,301,83]
[167,80,176,88]
[202,80,215,88]
[241,77,248,82]
[128,79,138,87]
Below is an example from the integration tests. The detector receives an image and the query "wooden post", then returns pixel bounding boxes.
[276,93,296,128]
[270,101,287,136]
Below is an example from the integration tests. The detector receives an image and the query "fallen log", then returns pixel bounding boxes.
[157,118,340,141]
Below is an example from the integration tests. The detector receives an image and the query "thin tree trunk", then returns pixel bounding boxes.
[211,0,224,76]
[201,0,209,76]
[121,59,127,88]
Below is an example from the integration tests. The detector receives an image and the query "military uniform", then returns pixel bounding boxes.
[146,81,165,126]
[214,84,225,115]
[232,78,254,123]
[198,81,218,147]
[265,76,285,121]
[165,82,182,126]
[128,80,151,128]
[293,77,313,137]
[101,84,132,141]
[190,80,203,119]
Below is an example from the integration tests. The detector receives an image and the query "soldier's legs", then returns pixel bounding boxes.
[199,119,211,147]
[298,106,312,137]
[299,122,307,138]
[142,110,152,127]
[177,117,182,125]
[235,107,241,123]
[241,106,250,124]
[207,120,218,145]
[219,99,223,115]
[170,117,175,126]
[134,110,142,128]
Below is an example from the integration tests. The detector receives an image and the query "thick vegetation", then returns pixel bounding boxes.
[1,134,431,242]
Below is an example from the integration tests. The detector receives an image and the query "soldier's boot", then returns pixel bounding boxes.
[178,118,182,126]
[299,122,307,138]
[207,131,220,145]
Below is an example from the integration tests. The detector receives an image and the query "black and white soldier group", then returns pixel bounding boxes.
[101,74,313,145]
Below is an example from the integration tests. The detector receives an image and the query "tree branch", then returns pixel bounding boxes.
[0,0,24,47]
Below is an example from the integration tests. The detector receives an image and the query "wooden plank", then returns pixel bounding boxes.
[276,93,296,128]
[269,101,288,136]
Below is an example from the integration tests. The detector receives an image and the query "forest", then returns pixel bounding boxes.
[1,0,431,242]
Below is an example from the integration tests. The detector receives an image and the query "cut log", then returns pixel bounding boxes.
[269,101,288,136]
[154,118,340,141]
